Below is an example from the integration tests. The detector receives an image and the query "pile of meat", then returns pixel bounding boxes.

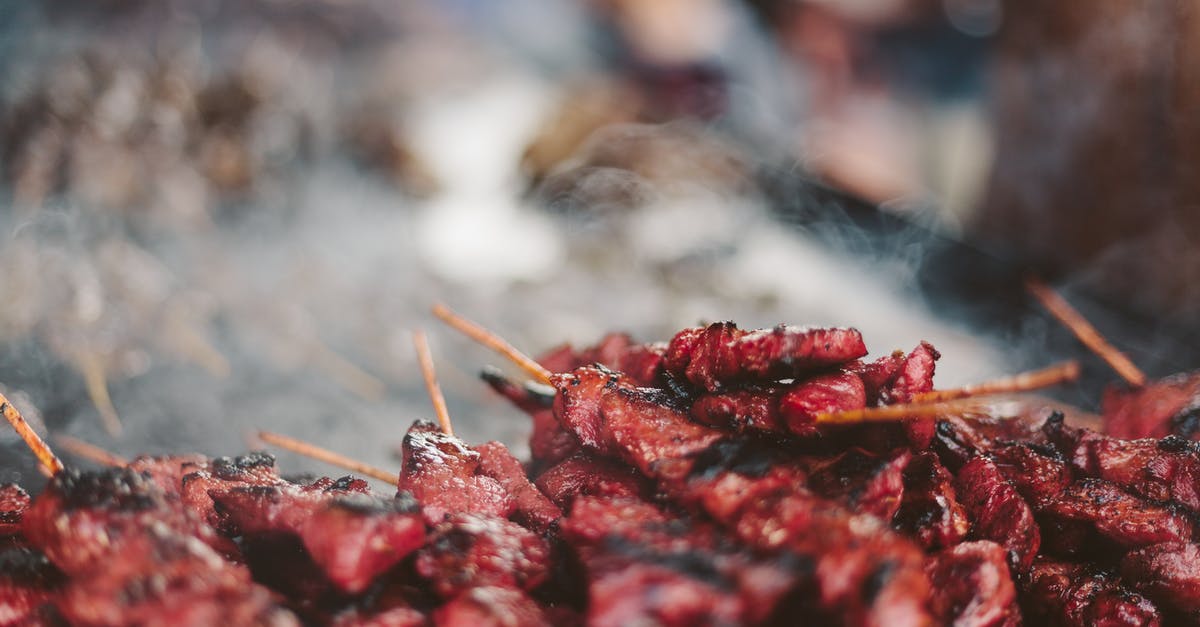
[3,321,1200,625]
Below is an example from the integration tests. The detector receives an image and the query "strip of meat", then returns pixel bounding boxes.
[0,545,61,627]
[415,514,550,599]
[663,322,868,392]
[0,486,28,538]
[211,483,425,594]
[989,443,1074,507]
[1036,479,1193,558]
[925,541,1020,627]
[472,442,561,534]
[562,496,797,627]
[1120,542,1200,619]
[20,468,297,626]
[954,456,1041,574]
[397,421,512,524]
[1023,560,1161,626]
[433,586,549,627]
[1102,371,1200,440]
[481,368,579,471]
[534,452,650,510]
[805,448,911,522]
[689,342,937,442]
[1052,424,1200,516]
[179,451,285,534]
[893,452,969,550]
[551,365,932,626]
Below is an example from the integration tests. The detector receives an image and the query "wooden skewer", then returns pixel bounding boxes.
[55,434,127,467]
[912,361,1082,404]
[412,330,454,437]
[1026,277,1147,386]
[432,304,553,385]
[0,391,64,476]
[257,430,397,485]
[816,399,989,425]
[818,361,1081,425]
[75,351,123,436]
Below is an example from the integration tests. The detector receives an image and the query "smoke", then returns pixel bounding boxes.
[0,0,1024,490]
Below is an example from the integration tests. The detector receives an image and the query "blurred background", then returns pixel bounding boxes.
[1,0,1198,486]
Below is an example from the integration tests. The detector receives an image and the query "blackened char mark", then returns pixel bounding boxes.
[685,437,789,481]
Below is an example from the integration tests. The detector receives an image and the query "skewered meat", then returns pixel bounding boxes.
[415,514,550,599]
[1103,371,1200,439]
[925,541,1019,627]
[1023,560,1162,626]
[663,321,868,392]
[954,455,1041,574]
[892,451,970,550]
[1121,541,1200,619]
[397,421,512,524]
[0,486,28,538]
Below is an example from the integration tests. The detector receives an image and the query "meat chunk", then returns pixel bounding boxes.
[562,497,797,627]
[415,514,550,599]
[893,452,969,550]
[1037,480,1192,558]
[1023,560,1161,626]
[989,443,1073,506]
[1121,542,1200,618]
[0,485,29,537]
[433,587,549,627]
[1102,371,1200,440]
[926,541,1020,627]
[472,442,561,533]
[398,421,512,523]
[954,456,1040,574]
[806,448,911,522]
[663,321,867,392]
[534,452,650,510]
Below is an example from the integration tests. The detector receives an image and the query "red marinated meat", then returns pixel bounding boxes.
[926,541,1020,627]
[333,605,427,627]
[126,454,210,500]
[20,468,296,625]
[989,443,1074,506]
[433,587,549,627]
[1023,560,1162,626]
[211,484,425,594]
[22,468,218,574]
[805,448,911,522]
[481,366,576,469]
[880,342,940,404]
[1103,371,1200,439]
[0,546,61,627]
[562,496,797,627]
[663,321,868,392]
[552,366,724,482]
[1057,428,1200,516]
[954,456,1041,574]
[778,371,867,438]
[397,421,512,523]
[415,514,550,599]
[180,451,285,533]
[54,532,295,627]
[0,486,28,537]
[472,442,561,533]
[1120,542,1200,619]
[689,386,786,434]
[1036,480,1193,557]
[892,452,969,550]
[534,452,650,510]
[549,366,931,626]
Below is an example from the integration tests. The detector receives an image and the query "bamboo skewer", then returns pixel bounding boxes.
[432,304,553,385]
[55,434,127,467]
[412,330,454,437]
[816,399,990,425]
[257,430,397,485]
[1026,277,1147,386]
[0,391,64,476]
[817,361,1081,424]
[912,361,1081,404]
[74,351,123,436]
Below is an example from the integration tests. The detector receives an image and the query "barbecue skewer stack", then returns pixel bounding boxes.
[2,309,1199,625]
